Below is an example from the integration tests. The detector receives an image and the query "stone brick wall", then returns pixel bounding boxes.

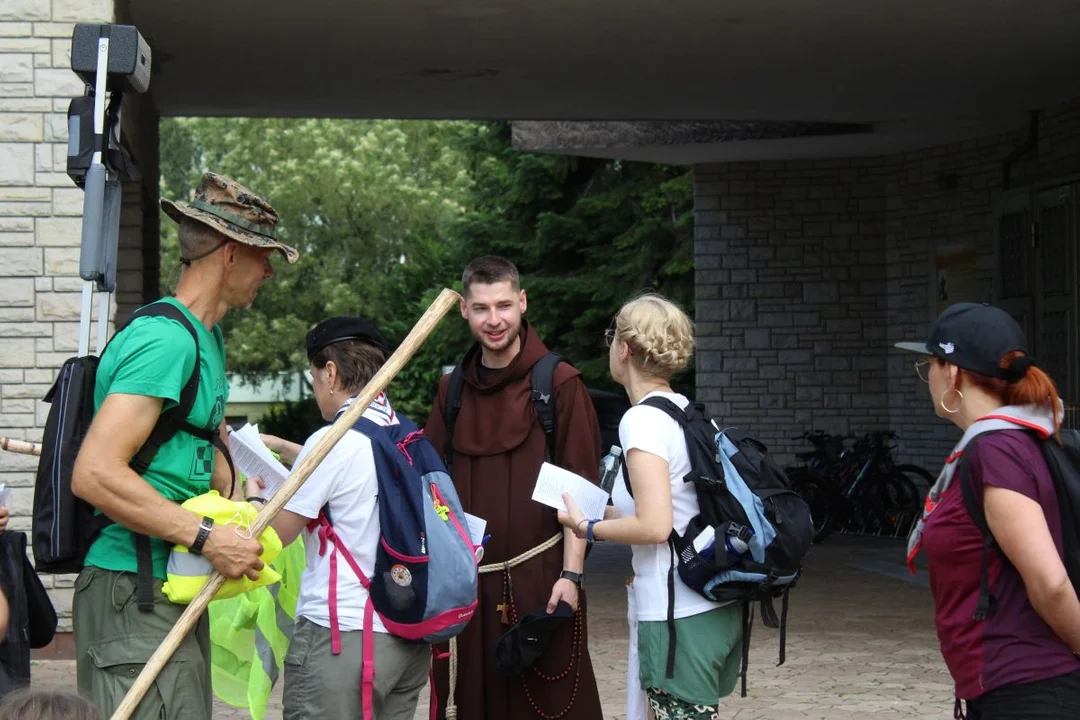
[695,97,1080,472]
[0,0,158,632]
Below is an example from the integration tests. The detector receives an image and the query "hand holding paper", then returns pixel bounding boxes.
[228,424,290,499]
[531,462,609,520]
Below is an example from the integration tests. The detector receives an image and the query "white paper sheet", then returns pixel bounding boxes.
[464,512,487,546]
[530,462,610,520]
[228,423,290,499]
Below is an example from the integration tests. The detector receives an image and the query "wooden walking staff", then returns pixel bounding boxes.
[0,437,42,456]
[111,287,461,720]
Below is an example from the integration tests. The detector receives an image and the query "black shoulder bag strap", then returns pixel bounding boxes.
[957,438,1000,621]
[530,352,563,463]
[617,395,687,678]
[622,396,688,498]
[119,302,229,612]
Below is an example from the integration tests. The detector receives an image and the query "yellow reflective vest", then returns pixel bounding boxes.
[162,491,283,604]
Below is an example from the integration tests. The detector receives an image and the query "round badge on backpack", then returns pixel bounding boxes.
[390,564,412,587]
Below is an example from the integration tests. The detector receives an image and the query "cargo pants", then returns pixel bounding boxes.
[74,566,212,720]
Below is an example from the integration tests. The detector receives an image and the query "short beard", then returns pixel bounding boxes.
[474,322,521,354]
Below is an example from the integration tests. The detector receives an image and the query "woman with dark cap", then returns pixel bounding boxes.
[247,317,430,720]
[898,302,1080,719]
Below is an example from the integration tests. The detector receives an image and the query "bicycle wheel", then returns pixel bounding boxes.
[788,469,835,543]
[847,480,889,535]
[883,471,923,537]
[895,463,934,504]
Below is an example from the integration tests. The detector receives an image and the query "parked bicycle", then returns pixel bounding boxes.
[786,430,933,543]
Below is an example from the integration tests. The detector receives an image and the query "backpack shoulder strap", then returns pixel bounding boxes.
[110,302,205,613]
[957,435,1002,621]
[352,416,384,441]
[530,352,564,463]
[622,395,692,498]
[128,302,202,475]
[443,366,466,463]
[638,395,691,425]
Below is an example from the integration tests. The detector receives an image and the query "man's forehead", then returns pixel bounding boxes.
[466,280,519,302]
[235,242,275,258]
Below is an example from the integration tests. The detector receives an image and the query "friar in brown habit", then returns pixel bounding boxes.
[425,256,604,720]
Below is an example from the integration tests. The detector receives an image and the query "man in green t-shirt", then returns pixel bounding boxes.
[70,172,300,719]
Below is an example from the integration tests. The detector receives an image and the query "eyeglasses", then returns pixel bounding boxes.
[604,327,633,355]
[914,358,931,383]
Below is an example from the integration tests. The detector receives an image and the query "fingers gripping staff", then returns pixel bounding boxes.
[110,288,463,720]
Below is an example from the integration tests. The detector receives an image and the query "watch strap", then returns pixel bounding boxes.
[190,516,214,555]
[559,570,584,587]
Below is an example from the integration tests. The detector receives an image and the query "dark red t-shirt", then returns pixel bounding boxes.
[922,429,1080,700]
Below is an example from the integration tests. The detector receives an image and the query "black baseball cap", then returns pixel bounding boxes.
[895,302,1032,380]
[494,601,574,675]
[305,316,387,360]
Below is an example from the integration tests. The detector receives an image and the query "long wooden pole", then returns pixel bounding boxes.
[110,288,460,720]
[0,437,41,456]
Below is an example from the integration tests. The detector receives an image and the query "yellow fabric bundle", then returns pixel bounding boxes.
[162,491,283,604]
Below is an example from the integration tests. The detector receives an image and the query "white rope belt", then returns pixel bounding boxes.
[444,532,563,720]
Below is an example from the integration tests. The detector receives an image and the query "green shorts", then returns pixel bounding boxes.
[73,566,212,720]
[638,604,743,706]
[283,616,429,720]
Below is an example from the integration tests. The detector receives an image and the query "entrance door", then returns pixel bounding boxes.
[995,183,1079,428]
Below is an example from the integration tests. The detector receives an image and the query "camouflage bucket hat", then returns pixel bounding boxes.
[161,172,299,264]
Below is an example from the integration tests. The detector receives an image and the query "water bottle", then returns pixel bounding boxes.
[598,445,623,494]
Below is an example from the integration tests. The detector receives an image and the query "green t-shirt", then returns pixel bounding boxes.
[83,297,229,578]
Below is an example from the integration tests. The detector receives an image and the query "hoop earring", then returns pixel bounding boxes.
[940,388,964,414]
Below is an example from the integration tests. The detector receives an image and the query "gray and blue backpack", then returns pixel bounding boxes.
[307,412,478,718]
[624,397,814,696]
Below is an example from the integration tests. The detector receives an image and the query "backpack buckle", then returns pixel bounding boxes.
[726,523,753,543]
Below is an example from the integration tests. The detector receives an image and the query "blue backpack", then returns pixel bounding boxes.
[624,397,813,696]
[307,413,478,716]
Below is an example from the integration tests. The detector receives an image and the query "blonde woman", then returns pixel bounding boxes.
[559,294,741,720]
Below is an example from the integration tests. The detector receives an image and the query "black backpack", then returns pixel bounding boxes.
[624,397,814,696]
[32,301,234,611]
[0,530,57,697]
[442,352,563,464]
[959,428,1080,621]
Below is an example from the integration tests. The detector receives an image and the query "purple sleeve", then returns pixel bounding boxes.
[967,432,1042,505]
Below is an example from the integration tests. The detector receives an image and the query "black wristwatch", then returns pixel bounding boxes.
[190,516,214,555]
[559,570,584,587]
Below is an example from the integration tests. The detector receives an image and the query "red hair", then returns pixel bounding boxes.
[961,351,1063,438]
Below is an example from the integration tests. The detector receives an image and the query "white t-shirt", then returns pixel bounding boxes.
[611,391,723,622]
[285,394,399,633]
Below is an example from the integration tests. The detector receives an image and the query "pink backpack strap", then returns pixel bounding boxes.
[362,597,376,720]
[429,646,450,720]
[307,513,373,652]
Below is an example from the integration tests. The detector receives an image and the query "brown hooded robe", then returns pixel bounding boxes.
[425,321,604,720]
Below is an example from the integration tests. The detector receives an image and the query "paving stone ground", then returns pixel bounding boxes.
[31,536,954,718]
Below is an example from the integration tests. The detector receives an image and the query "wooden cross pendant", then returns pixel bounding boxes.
[496,603,509,625]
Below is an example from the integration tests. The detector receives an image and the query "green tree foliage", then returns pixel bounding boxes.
[158,119,693,426]
[159,117,473,366]
[443,123,695,392]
